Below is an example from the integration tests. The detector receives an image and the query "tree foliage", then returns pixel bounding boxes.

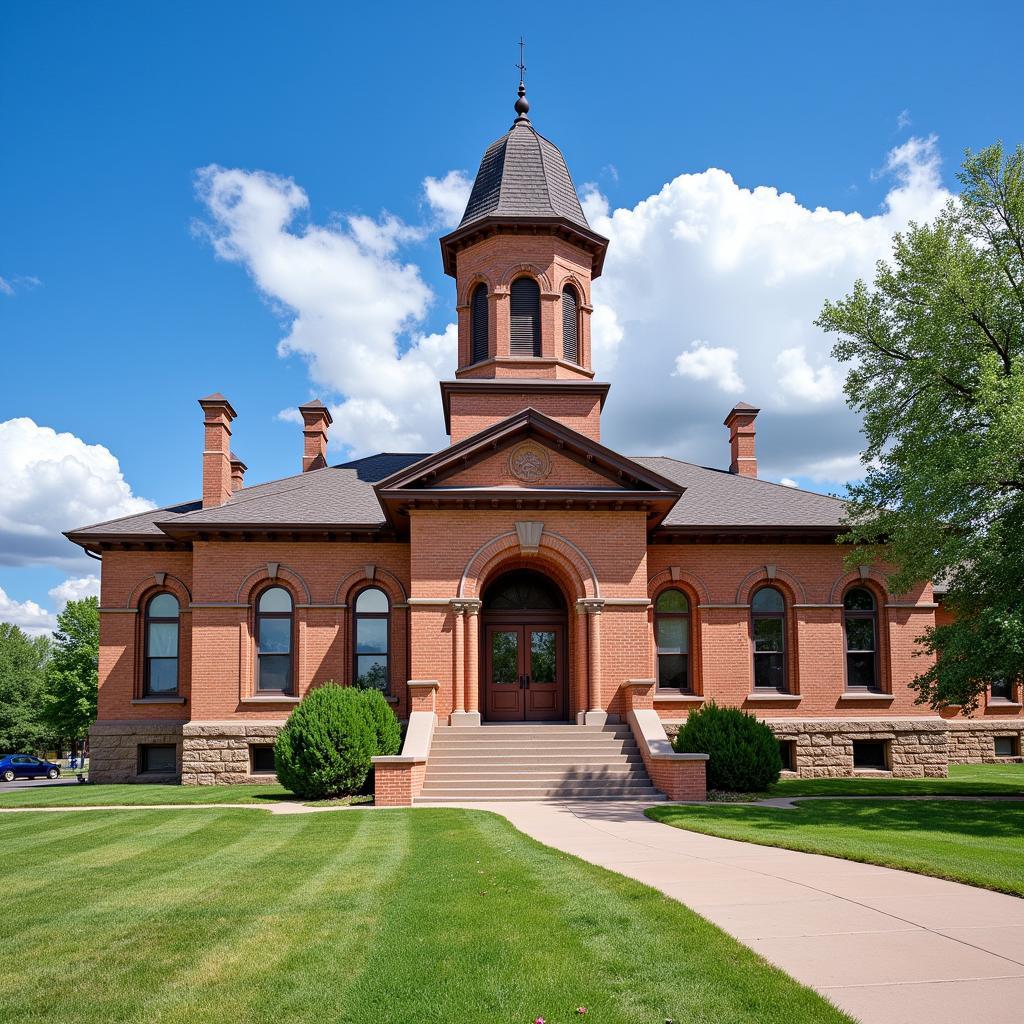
[818,142,1024,712]
[0,623,52,753]
[43,597,100,741]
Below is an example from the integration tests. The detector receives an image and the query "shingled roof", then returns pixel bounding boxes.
[66,447,847,550]
[459,116,590,230]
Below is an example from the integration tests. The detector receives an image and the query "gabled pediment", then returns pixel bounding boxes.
[374,408,684,533]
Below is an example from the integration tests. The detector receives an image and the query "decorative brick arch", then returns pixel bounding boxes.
[457,529,598,601]
[334,566,408,606]
[647,567,711,606]
[126,572,191,610]
[828,567,891,605]
[458,273,493,308]
[235,563,311,605]
[556,272,590,307]
[735,565,808,605]
[497,263,554,293]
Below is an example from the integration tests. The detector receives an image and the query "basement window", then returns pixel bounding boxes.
[994,736,1020,758]
[778,740,796,772]
[250,745,276,774]
[139,744,176,775]
[852,740,889,770]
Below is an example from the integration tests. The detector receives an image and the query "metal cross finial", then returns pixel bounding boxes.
[515,36,526,84]
[513,36,530,121]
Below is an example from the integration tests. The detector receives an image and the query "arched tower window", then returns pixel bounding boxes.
[256,586,293,694]
[751,586,787,692]
[354,587,390,692]
[509,277,541,356]
[655,589,691,692]
[144,593,179,695]
[561,285,579,364]
[470,283,489,364]
[844,587,879,691]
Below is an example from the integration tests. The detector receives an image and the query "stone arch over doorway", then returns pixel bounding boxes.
[479,565,570,722]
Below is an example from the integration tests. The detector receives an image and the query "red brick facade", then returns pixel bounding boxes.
[77,103,1023,795]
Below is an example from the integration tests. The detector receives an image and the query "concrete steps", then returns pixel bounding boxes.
[416,723,661,803]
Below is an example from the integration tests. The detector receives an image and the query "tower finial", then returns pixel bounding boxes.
[514,36,530,122]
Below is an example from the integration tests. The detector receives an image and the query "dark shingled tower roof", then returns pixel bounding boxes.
[458,75,590,231]
[459,117,590,229]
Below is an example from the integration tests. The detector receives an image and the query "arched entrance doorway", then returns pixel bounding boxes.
[481,568,568,722]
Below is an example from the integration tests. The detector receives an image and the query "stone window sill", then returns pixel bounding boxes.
[988,700,1023,708]
[240,695,301,704]
[745,692,801,702]
[654,693,704,704]
[839,692,895,702]
[131,696,186,704]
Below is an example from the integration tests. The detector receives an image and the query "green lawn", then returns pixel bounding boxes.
[0,782,292,807]
[771,762,1024,797]
[0,808,850,1024]
[648,798,1024,897]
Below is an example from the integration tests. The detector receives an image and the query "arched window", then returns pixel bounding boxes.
[256,586,293,693]
[354,587,390,692]
[844,587,879,691]
[144,593,179,695]
[509,276,541,356]
[655,589,691,692]
[751,587,787,691]
[561,285,579,363]
[470,283,489,364]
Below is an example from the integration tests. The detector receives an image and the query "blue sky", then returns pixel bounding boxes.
[1,0,1022,626]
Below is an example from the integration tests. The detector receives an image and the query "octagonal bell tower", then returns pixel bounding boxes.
[439,81,611,443]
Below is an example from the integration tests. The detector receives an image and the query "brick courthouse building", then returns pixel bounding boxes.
[69,85,1023,802]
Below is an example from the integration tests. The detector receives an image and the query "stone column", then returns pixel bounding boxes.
[449,600,481,726]
[464,600,482,724]
[580,599,607,725]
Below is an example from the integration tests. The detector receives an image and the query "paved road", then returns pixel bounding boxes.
[0,777,79,792]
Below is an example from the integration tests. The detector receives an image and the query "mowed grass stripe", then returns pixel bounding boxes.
[139,811,409,1024]
[0,811,308,1013]
[648,798,1024,897]
[336,809,848,1024]
[0,808,853,1024]
[0,810,240,924]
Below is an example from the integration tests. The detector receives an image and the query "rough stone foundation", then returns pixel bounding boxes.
[181,721,286,785]
[947,719,1024,764]
[88,720,184,783]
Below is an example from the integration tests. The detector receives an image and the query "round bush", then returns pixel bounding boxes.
[672,700,783,792]
[274,684,376,799]
[358,687,401,757]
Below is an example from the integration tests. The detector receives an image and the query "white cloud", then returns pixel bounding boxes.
[0,585,56,635]
[780,477,799,488]
[0,418,153,569]
[48,574,100,609]
[897,109,913,131]
[775,346,843,404]
[586,135,950,479]
[422,170,472,229]
[195,165,454,457]
[0,274,41,297]
[674,341,745,393]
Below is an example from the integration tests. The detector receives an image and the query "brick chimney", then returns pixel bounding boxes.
[724,402,759,478]
[198,393,237,507]
[299,399,333,472]
[229,452,247,493]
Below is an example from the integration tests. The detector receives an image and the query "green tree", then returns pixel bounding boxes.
[0,623,52,752]
[43,597,100,753]
[818,142,1024,713]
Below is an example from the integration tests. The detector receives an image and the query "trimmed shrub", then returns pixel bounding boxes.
[274,684,376,799]
[358,687,401,757]
[672,700,782,792]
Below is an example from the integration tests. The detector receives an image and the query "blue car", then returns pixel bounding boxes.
[0,754,61,782]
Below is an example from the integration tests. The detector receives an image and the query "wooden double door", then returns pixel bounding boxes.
[484,620,567,722]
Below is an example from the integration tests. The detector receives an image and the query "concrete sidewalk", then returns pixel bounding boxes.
[462,799,1024,1024]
